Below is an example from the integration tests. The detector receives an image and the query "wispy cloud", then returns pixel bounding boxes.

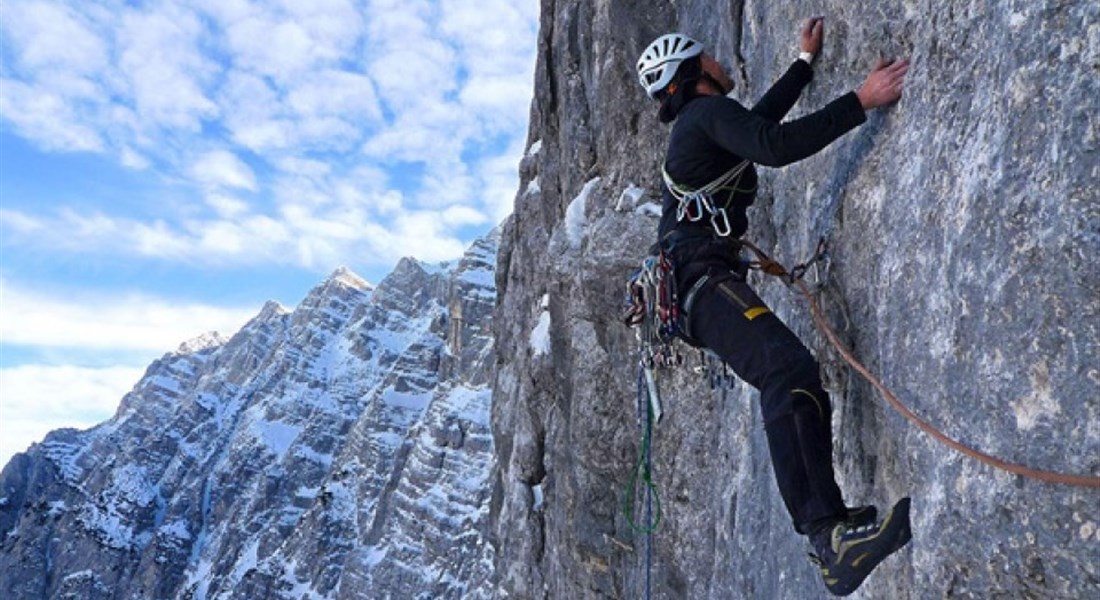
[0,0,537,271]
[0,364,144,464]
[191,150,258,192]
[0,281,259,465]
[0,280,256,352]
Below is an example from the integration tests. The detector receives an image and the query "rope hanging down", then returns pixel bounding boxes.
[739,239,1100,489]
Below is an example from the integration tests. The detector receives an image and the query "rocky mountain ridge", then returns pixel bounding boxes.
[0,232,499,599]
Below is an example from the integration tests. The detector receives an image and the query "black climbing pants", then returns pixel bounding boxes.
[686,270,847,535]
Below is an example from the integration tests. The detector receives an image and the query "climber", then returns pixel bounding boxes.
[636,18,912,596]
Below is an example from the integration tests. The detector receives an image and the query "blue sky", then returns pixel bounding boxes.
[0,0,539,464]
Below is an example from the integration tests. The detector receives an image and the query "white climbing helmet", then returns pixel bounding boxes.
[636,33,703,99]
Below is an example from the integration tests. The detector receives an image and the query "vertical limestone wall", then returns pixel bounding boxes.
[491,1,1098,598]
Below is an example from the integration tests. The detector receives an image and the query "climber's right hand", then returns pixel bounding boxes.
[856,58,910,110]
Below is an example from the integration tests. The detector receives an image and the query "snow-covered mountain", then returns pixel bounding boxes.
[0,231,499,600]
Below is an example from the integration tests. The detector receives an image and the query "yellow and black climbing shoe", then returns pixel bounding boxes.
[809,497,912,597]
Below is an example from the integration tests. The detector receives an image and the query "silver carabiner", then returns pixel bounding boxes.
[710,207,732,237]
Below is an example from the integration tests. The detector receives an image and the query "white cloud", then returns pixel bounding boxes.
[0,364,142,466]
[120,146,151,169]
[117,7,219,132]
[191,150,258,191]
[0,0,537,271]
[0,280,256,352]
[205,193,250,218]
[1,1,108,74]
[0,77,106,152]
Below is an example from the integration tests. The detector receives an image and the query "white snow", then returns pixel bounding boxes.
[532,483,545,512]
[614,183,646,212]
[147,374,183,394]
[526,139,542,156]
[530,311,551,356]
[371,430,405,451]
[292,444,334,467]
[525,177,541,196]
[47,500,66,517]
[108,464,157,508]
[565,177,601,249]
[79,503,134,550]
[41,440,87,483]
[159,519,192,541]
[363,544,389,567]
[382,389,432,411]
[443,385,492,427]
[255,420,302,461]
[458,266,495,289]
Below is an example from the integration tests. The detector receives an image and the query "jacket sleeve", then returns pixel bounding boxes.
[701,92,867,167]
[751,60,814,122]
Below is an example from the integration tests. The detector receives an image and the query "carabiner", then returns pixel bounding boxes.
[710,207,732,237]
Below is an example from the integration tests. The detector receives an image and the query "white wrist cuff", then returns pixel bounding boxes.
[798,51,815,65]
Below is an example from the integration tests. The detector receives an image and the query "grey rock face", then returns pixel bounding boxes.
[0,231,499,599]
[491,1,1098,599]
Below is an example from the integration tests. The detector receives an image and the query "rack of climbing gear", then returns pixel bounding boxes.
[623,249,690,423]
[742,238,1100,489]
[695,349,739,391]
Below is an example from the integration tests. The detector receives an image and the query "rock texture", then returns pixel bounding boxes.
[0,233,499,599]
[491,1,1098,599]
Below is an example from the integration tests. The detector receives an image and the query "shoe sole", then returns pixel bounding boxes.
[824,497,912,596]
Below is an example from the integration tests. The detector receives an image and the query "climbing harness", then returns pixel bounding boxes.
[742,240,1100,489]
[662,160,753,237]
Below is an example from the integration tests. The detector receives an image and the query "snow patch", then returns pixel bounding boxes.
[47,500,66,517]
[525,177,541,196]
[443,385,492,427]
[532,483,545,512]
[526,139,542,156]
[614,183,646,212]
[159,519,192,541]
[382,390,432,411]
[458,266,495,289]
[565,177,601,249]
[175,332,228,355]
[109,464,157,508]
[530,294,552,356]
[255,420,302,460]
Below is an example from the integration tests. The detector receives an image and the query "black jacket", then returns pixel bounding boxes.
[658,60,866,255]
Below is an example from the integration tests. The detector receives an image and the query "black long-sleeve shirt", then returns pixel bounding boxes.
[658,60,866,243]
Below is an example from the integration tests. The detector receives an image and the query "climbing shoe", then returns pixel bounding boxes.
[809,497,912,597]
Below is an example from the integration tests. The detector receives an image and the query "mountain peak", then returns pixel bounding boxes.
[326,266,372,291]
[175,331,229,355]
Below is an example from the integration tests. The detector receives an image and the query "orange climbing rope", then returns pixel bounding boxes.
[740,239,1100,489]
